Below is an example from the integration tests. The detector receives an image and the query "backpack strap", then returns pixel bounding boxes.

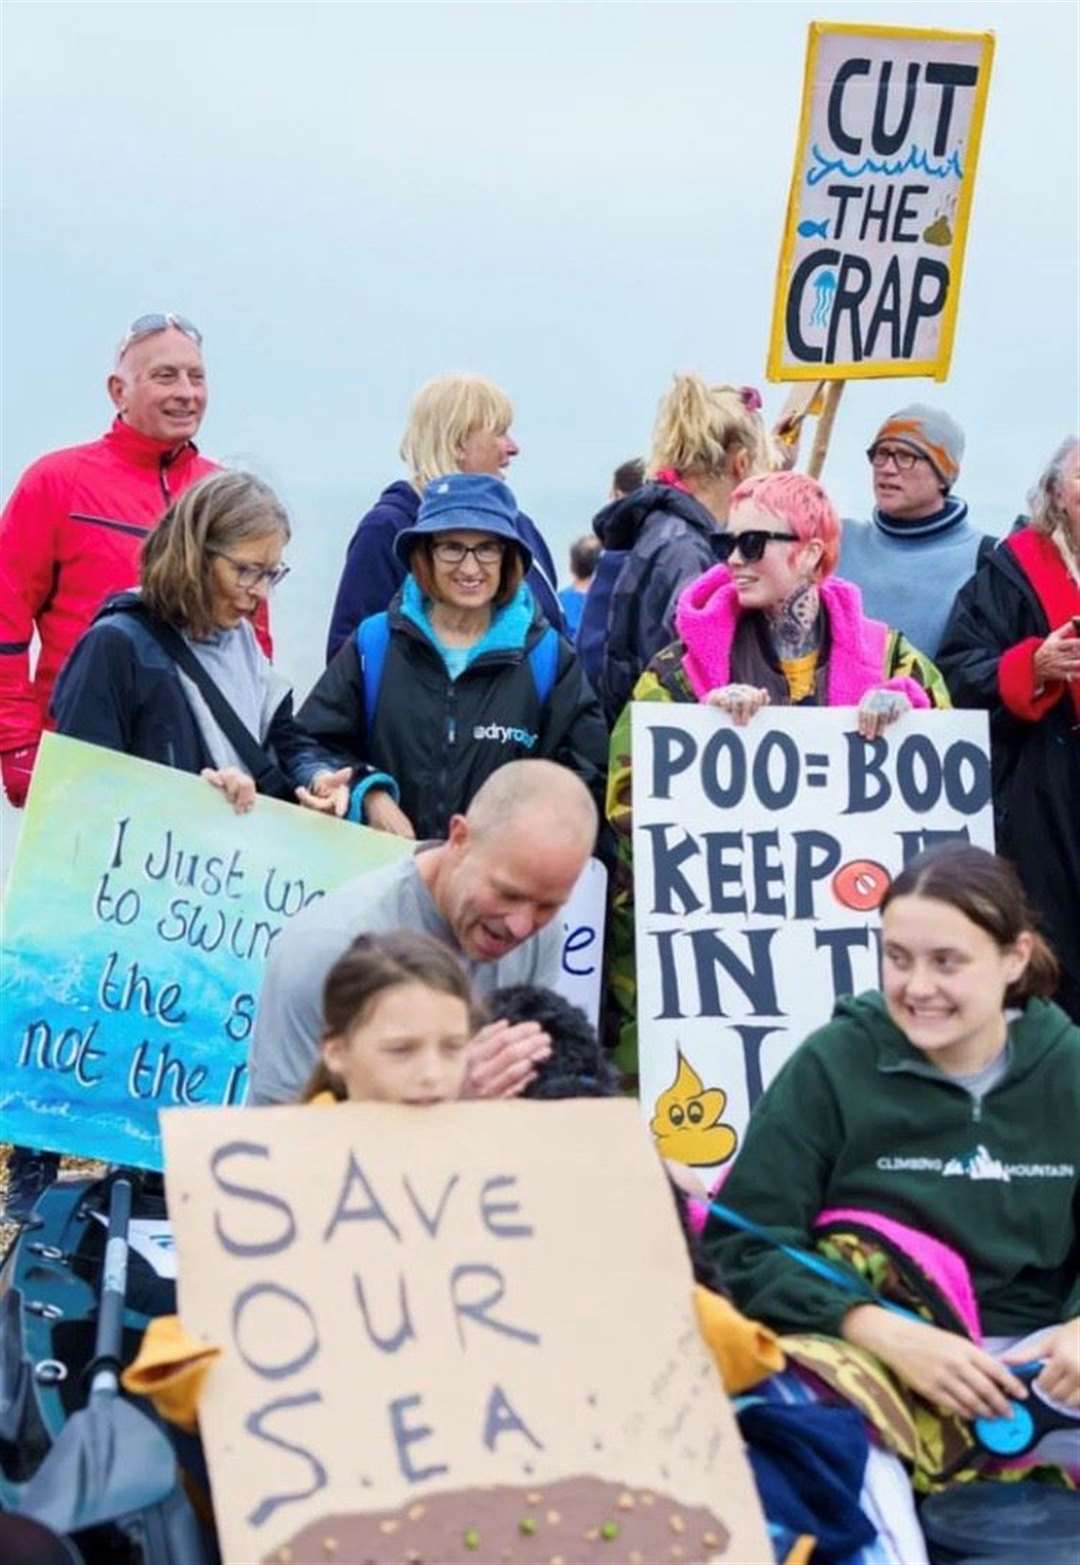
[126,603,291,799]
[355,613,391,738]
[527,625,560,707]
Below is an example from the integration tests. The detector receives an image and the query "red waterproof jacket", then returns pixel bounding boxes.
[0,418,272,752]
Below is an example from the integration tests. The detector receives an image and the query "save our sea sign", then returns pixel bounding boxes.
[161,1098,770,1564]
[630,706,994,1175]
[767,21,995,381]
[1,734,606,1170]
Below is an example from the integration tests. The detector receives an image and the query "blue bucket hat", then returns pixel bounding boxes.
[394,472,533,571]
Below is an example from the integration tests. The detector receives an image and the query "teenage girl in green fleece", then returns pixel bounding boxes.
[705,844,1080,1424]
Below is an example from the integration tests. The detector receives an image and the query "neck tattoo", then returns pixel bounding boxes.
[766,582,820,659]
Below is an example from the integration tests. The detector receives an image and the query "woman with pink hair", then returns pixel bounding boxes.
[605,470,950,1076]
[674,470,950,734]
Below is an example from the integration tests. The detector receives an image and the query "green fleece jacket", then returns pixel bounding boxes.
[704,992,1080,1339]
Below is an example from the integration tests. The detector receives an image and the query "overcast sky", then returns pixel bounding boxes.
[2,0,1078,704]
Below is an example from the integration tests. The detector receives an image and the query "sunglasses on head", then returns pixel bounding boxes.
[715,529,799,564]
[116,312,202,358]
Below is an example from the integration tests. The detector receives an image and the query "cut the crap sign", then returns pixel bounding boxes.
[768,21,995,381]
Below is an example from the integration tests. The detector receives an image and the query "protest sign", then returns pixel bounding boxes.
[162,1098,770,1564]
[631,706,993,1171]
[767,21,995,381]
[1,735,606,1169]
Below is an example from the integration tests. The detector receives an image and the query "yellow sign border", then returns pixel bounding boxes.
[766,21,996,383]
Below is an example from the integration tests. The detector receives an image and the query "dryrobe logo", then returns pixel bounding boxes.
[473,722,539,750]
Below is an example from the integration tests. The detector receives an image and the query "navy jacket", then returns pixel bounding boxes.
[326,480,564,660]
[590,482,721,724]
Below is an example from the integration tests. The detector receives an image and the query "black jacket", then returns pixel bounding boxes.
[593,482,721,724]
[51,594,352,800]
[937,538,1080,1020]
[300,584,608,840]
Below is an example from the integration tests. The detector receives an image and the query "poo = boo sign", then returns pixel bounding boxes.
[767,21,995,381]
[631,706,993,1177]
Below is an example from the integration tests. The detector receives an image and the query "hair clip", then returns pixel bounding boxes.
[740,386,763,412]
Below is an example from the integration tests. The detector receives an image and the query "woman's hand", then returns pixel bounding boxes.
[706,684,770,727]
[1004,1319,1080,1408]
[1033,619,1080,687]
[201,766,256,815]
[842,1306,1029,1419]
[463,1018,552,1099]
[363,788,417,839]
[856,687,911,740]
[295,766,353,817]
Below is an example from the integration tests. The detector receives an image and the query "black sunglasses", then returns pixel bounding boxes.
[715,529,799,564]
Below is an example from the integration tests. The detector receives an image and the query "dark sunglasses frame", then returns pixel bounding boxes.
[430,538,507,566]
[866,444,925,471]
[715,529,800,564]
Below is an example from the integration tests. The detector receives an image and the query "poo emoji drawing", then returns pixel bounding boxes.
[650,1052,738,1167]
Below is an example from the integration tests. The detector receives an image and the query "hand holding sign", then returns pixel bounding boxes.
[856,687,912,740]
[200,765,257,814]
[704,684,771,726]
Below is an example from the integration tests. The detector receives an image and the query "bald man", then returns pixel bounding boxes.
[0,311,271,809]
[248,760,598,1105]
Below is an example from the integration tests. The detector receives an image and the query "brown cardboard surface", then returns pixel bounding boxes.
[162,1099,770,1564]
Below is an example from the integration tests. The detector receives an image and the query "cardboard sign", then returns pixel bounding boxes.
[767,21,995,381]
[631,706,994,1171]
[1,736,607,1168]
[162,1098,770,1565]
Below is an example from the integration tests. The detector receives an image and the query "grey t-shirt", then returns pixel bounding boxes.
[248,845,564,1104]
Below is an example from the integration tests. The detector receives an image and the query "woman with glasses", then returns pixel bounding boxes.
[300,472,607,841]
[50,470,400,822]
[604,470,950,1075]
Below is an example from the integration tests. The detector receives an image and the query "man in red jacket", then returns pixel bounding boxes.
[0,311,271,809]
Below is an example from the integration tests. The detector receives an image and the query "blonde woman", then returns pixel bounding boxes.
[592,373,776,723]
[326,374,562,658]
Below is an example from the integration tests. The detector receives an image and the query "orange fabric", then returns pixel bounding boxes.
[693,1284,786,1393]
[122,1314,221,1432]
[783,1536,817,1565]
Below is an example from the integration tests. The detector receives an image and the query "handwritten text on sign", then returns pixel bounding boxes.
[162,1100,769,1565]
[1,736,605,1169]
[631,707,993,1170]
[768,23,994,381]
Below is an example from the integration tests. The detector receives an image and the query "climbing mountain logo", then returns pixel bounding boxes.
[942,1144,1011,1183]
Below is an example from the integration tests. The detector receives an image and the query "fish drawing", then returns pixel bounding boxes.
[797,218,830,239]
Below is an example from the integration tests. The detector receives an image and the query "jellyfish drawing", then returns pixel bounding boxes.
[809,269,836,328]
